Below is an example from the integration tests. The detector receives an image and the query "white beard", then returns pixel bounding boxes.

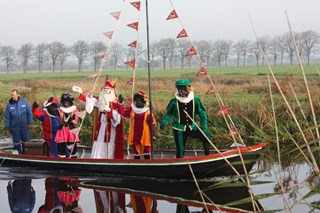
[98,89,116,112]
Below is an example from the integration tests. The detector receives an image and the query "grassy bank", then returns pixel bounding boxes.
[0,65,319,156]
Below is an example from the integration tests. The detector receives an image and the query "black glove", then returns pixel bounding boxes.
[32,101,39,108]
[160,123,165,130]
[118,94,124,104]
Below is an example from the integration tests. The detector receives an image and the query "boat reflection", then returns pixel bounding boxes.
[75,176,263,213]
[2,167,263,213]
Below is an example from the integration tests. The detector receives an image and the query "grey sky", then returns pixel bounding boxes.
[1,0,319,48]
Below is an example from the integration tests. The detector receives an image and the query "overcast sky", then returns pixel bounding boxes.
[1,0,319,48]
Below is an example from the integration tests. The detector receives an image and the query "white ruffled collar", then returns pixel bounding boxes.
[175,90,194,103]
[131,103,149,114]
[60,105,77,114]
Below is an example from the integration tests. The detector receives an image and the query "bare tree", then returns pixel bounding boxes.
[124,48,134,71]
[249,41,260,67]
[269,36,282,66]
[283,32,295,65]
[195,40,213,67]
[57,44,70,72]
[34,42,48,73]
[0,45,16,74]
[155,38,172,70]
[176,40,189,69]
[233,41,242,67]
[237,39,251,67]
[71,40,90,72]
[17,43,33,73]
[222,40,233,68]
[90,41,107,72]
[259,36,270,66]
[212,39,229,68]
[167,38,176,69]
[300,30,320,65]
[48,41,65,72]
[149,41,158,69]
[109,42,124,71]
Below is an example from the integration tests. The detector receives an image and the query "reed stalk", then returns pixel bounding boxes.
[183,110,259,212]
[249,14,319,173]
[268,74,289,212]
[285,10,320,141]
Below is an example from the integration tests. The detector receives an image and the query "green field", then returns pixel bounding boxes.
[0,64,319,151]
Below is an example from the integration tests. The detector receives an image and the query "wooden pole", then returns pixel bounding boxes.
[145,0,154,159]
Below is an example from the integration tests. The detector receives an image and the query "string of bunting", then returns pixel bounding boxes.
[166,0,245,145]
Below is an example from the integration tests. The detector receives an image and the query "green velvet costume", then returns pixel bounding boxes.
[161,89,211,158]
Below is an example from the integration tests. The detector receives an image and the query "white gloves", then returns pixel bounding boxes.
[72,86,83,94]
[104,105,111,112]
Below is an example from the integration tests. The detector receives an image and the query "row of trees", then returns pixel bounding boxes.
[0,30,319,73]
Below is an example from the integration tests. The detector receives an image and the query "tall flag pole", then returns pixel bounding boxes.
[145,0,153,159]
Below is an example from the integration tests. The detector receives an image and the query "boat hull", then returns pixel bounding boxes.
[0,143,267,179]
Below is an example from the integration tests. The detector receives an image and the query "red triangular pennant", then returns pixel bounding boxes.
[185,46,197,57]
[176,29,188,38]
[205,86,215,95]
[110,11,121,20]
[126,77,134,85]
[166,9,178,20]
[102,31,113,39]
[127,22,139,31]
[127,40,138,48]
[227,127,239,139]
[124,60,136,69]
[130,1,141,11]
[214,105,229,116]
[196,66,208,76]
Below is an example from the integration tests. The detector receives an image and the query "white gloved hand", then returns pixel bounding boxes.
[72,86,83,94]
[104,105,111,112]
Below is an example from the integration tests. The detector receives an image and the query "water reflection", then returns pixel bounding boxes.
[94,189,126,213]
[7,179,35,213]
[38,177,61,213]
[2,168,262,213]
[71,176,262,213]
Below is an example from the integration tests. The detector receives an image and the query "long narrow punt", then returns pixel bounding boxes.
[0,143,267,179]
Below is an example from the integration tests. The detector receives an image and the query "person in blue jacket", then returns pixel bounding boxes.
[7,179,36,213]
[5,89,33,154]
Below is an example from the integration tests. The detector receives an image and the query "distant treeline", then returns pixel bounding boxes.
[0,29,319,74]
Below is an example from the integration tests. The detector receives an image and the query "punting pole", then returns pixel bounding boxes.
[145,0,154,159]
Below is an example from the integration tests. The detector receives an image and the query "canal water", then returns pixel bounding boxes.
[0,138,319,212]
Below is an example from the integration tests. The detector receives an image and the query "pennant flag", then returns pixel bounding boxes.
[70,127,80,135]
[196,66,208,76]
[176,29,188,38]
[102,31,113,39]
[130,1,141,11]
[97,50,107,58]
[127,22,139,31]
[227,127,239,139]
[110,11,121,20]
[214,105,229,116]
[76,110,86,119]
[127,40,138,48]
[205,86,215,95]
[126,77,134,85]
[166,9,178,20]
[124,59,136,69]
[185,46,197,57]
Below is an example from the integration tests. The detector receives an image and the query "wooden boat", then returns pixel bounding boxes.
[0,143,267,180]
